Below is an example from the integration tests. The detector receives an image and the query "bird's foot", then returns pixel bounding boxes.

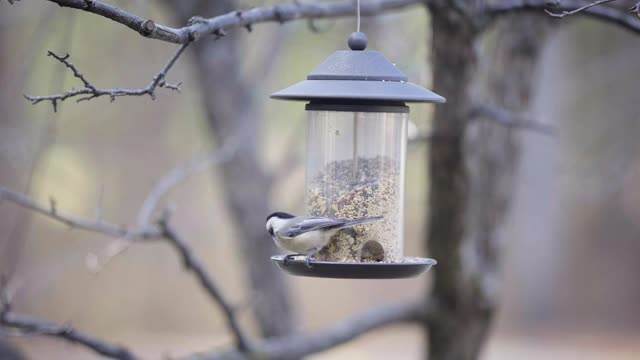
[187,16,208,25]
[282,254,301,266]
[305,256,315,268]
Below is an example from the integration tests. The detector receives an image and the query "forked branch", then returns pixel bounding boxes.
[24,44,188,111]
[487,0,640,34]
[545,0,617,17]
[0,185,159,240]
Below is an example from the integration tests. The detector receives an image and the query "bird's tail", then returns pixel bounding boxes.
[338,216,383,229]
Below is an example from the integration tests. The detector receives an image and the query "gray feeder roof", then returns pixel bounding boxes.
[271,40,445,104]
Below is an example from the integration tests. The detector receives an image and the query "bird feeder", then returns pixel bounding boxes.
[270,32,444,279]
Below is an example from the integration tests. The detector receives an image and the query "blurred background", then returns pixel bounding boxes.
[1,0,640,359]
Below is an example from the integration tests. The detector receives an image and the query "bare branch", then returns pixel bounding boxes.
[24,44,188,110]
[157,215,250,352]
[545,0,617,17]
[0,284,139,360]
[468,103,554,134]
[137,136,240,229]
[0,185,160,240]
[0,313,139,360]
[486,0,640,34]
[42,0,421,44]
[186,299,430,360]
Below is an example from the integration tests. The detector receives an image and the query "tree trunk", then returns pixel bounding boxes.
[426,6,481,358]
[425,5,553,359]
[163,0,295,339]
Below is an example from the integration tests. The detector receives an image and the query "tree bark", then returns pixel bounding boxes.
[425,4,553,359]
[426,5,481,358]
[163,0,295,339]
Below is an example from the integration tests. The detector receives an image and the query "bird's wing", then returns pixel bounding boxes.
[279,217,345,238]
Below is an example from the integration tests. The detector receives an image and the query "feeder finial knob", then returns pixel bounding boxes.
[348,32,368,51]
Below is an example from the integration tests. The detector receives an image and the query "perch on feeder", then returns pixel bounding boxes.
[270,31,445,279]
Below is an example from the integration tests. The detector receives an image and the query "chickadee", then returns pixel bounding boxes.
[266,211,383,267]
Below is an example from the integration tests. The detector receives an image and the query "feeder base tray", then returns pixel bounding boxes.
[271,255,436,279]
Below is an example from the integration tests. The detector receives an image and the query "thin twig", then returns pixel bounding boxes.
[0,185,160,240]
[468,103,554,135]
[137,136,240,229]
[157,215,251,352]
[24,44,188,111]
[545,0,617,17]
[486,0,640,34]
[0,282,138,360]
[0,312,139,360]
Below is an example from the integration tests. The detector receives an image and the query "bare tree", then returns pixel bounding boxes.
[421,1,640,358]
[425,3,556,356]
[3,0,640,359]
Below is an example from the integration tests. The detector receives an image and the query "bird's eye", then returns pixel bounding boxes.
[268,226,274,236]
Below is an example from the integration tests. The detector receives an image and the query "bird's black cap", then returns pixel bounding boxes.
[266,212,295,222]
